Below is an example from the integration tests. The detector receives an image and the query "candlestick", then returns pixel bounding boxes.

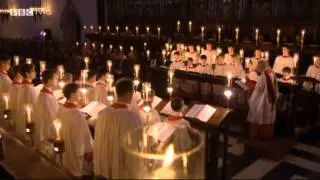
[235,27,239,42]
[3,95,9,110]
[168,70,174,84]
[53,119,62,141]
[239,49,244,58]
[188,21,192,33]
[177,21,180,33]
[201,26,205,41]
[255,28,259,45]
[26,58,32,64]
[130,46,134,53]
[218,26,221,43]
[14,56,19,66]
[125,26,128,33]
[157,27,161,39]
[24,104,32,123]
[84,57,89,69]
[107,60,112,73]
[227,73,232,87]
[136,26,139,36]
[134,64,140,79]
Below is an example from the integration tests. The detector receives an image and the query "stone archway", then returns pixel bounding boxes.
[60,0,82,45]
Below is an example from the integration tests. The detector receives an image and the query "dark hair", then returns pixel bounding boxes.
[171,97,184,112]
[188,57,193,62]
[63,83,79,99]
[87,70,96,80]
[0,55,10,63]
[116,78,133,98]
[20,64,35,78]
[96,69,107,80]
[200,55,207,60]
[42,69,57,84]
[173,51,180,56]
[12,65,21,77]
[282,67,291,73]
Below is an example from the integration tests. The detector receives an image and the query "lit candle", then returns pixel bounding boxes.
[169,44,173,51]
[314,56,318,64]
[134,64,140,78]
[264,51,269,61]
[201,26,205,40]
[277,29,281,39]
[168,70,174,84]
[58,81,65,89]
[14,56,19,66]
[109,44,113,51]
[119,45,123,52]
[26,58,32,64]
[293,53,299,68]
[92,43,95,49]
[116,26,119,34]
[245,58,250,69]
[90,25,94,31]
[227,73,232,87]
[196,45,201,54]
[162,49,166,58]
[165,43,169,51]
[218,26,221,43]
[301,29,306,39]
[76,41,79,46]
[53,119,62,141]
[125,26,128,33]
[188,21,192,32]
[84,57,89,69]
[100,43,104,49]
[3,95,9,110]
[144,42,147,49]
[235,27,239,41]
[217,47,222,56]
[25,105,32,123]
[146,50,150,59]
[107,26,110,32]
[39,61,46,74]
[255,28,259,43]
[83,25,87,31]
[136,26,139,36]
[153,144,176,179]
[81,70,88,84]
[146,26,150,35]
[84,42,87,47]
[157,27,161,38]
[98,26,101,31]
[177,21,180,33]
[57,65,65,79]
[130,46,134,52]
[239,49,244,58]
[107,60,112,72]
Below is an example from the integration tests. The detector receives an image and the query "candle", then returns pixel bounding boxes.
[177,21,180,33]
[134,64,140,78]
[57,65,65,79]
[264,51,269,61]
[130,46,134,52]
[227,73,232,87]
[136,26,139,35]
[218,26,221,43]
[196,45,201,54]
[14,56,19,66]
[107,60,112,72]
[58,81,65,89]
[25,105,32,123]
[83,25,87,30]
[119,45,123,52]
[107,26,110,32]
[81,70,88,84]
[146,50,150,59]
[153,144,176,179]
[53,119,62,141]
[201,26,205,40]
[235,27,239,41]
[239,49,244,58]
[98,26,101,31]
[144,42,147,49]
[39,61,46,74]
[3,95,9,110]
[168,70,174,84]
[84,57,89,69]
[76,41,79,46]
[188,21,192,32]
[157,27,161,37]
[109,44,113,51]
[26,58,32,64]
[100,43,104,49]
[125,26,128,33]
[146,26,150,35]
[90,25,93,31]
[245,58,250,69]
[217,47,222,56]
[277,28,281,42]
[255,28,259,42]
[314,56,318,64]
[301,29,306,39]
[293,53,299,68]
[165,43,169,51]
[169,44,173,51]
[116,26,119,34]
[92,43,95,49]
[84,42,87,47]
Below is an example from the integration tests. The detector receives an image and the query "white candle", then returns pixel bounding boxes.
[107,26,110,32]
[201,26,205,40]
[177,21,180,33]
[153,144,176,179]
[146,50,150,58]
[134,64,140,78]
[277,29,281,38]
[301,29,306,39]
[157,27,161,37]
[264,51,269,61]
[109,44,113,51]
[92,43,95,48]
[235,27,239,41]
[100,43,104,49]
[293,53,299,68]
[84,42,87,47]
[227,73,232,87]
[116,26,119,34]
[53,119,62,141]
[314,56,318,64]
[14,56,19,66]
[168,70,174,84]
[76,41,79,46]
[39,61,46,74]
[239,49,244,58]
[144,42,147,49]
[25,105,32,123]
[98,26,101,31]
[26,58,32,64]
[83,25,87,30]
[90,25,94,31]
[3,95,9,110]
[107,60,112,72]
[255,28,259,42]
[84,57,89,69]
[146,26,150,35]
[136,26,139,35]
[119,45,123,52]
[130,46,134,52]
[188,21,192,32]
[217,47,222,56]
[125,26,128,33]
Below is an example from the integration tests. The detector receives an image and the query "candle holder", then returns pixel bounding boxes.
[121,127,205,179]
[3,109,12,128]
[53,139,65,166]
[25,122,35,146]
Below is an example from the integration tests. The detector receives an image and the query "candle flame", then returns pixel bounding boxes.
[163,144,175,168]
[53,119,62,140]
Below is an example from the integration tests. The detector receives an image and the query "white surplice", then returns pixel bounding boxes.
[138,108,161,125]
[56,103,93,176]
[186,52,199,64]
[86,85,96,102]
[94,103,142,179]
[304,65,320,92]
[272,55,295,75]
[16,81,37,137]
[9,81,21,127]
[34,88,59,152]
[223,54,241,66]
[247,70,279,125]
[201,50,217,65]
[0,72,12,111]
[170,61,185,71]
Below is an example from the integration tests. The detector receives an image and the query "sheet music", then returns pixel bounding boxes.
[147,122,176,142]
[80,101,107,118]
[152,96,162,108]
[185,104,216,122]
[160,101,172,115]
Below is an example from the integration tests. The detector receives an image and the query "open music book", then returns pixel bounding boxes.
[147,122,176,143]
[80,101,107,120]
[160,101,173,115]
[137,95,162,108]
[185,104,216,122]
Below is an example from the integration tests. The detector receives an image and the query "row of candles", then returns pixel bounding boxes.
[83,23,307,46]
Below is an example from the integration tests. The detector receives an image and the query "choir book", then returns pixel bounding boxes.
[185,104,216,122]
[80,101,107,120]
[160,101,173,115]
[147,122,176,143]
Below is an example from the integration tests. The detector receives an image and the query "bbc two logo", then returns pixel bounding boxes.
[10,8,51,16]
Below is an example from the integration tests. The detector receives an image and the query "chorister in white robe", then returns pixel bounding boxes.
[272,55,295,75]
[94,103,142,179]
[0,71,12,111]
[34,88,59,152]
[186,52,200,64]
[16,80,37,137]
[201,50,217,65]
[93,81,108,105]
[56,103,93,177]
[138,108,161,125]
[303,65,320,92]
[250,58,266,71]
[196,65,213,95]
[247,70,279,125]
[86,84,96,102]
[9,81,21,127]
[170,61,185,71]
[223,54,241,66]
